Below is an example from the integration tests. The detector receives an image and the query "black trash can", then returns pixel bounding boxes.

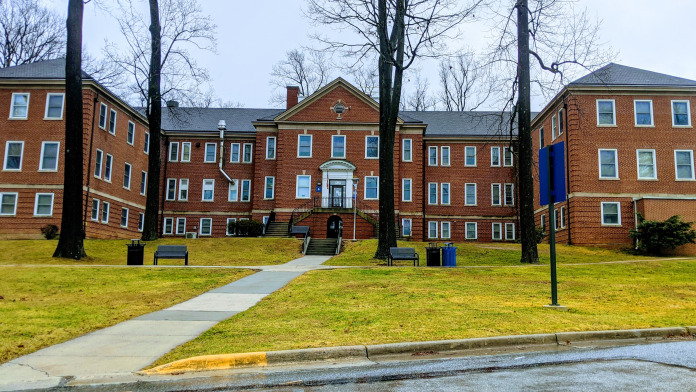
[426,242,441,267]
[126,239,145,265]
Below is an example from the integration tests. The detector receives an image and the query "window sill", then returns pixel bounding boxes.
[403,160,413,163]
[637,178,658,181]
[0,214,17,217]
[297,156,312,159]
[675,178,696,182]
[599,177,620,181]
[8,117,28,120]
[597,124,617,127]
[263,198,274,201]
[601,223,622,227]
[43,117,63,121]
[464,204,477,207]
[242,161,253,164]
[364,198,379,201]
[3,169,22,172]
[127,142,134,147]
[201,200,215,202]
[464,165,477,168]
[634,125,655,128]
[672,125,693,128]
[203,161,216,164]
[365,157,379,160]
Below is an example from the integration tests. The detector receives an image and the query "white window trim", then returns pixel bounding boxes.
[297,134,313,158]
[98,103,107,129]
[104,154,113,182]
[491,183,501,206]
[144,132,150,154]
[465,222,478,240]
[39,141,60,171]
[402,178,412,202]
[331,135,346,159]
[365,135,380,159]
[101,201,110,224]
[3,141,24,171]
[0,192,18,216]
[166,178,176,201]
[44,93,64,120]
[90,198,99,221]
[163,217,174,235]
[202,179,215,201]
[228,180,239,202]
[598,149,619,180]
[465,146,477,167]
[94,149,103,178]
[120,207,129,228]
[242,143,253,163]
[230,143,240,163]
[266,136,277,160]
[204,143,217,163]
[140,171,147,195]
[180,142,191,162]
[539,127,545,148]
[199,218,213,236]
[440,183,450,205]
[465,183,477,206]
[9,93,30,119]
[671,100,692,127]
[108,109,117,135]
[176,217,187,235]
[226,218,237,236]
[560,206,566,229]
[33,193,54,216]
[558,108,564,135]
[440,221,451,239]
[491,146,501,167]
[428,221,438,239]
[178,178,189,201]
[123,162,132,190]
[505,223,516,241]
[402,138,413,162]
[596,99,617,126]
[428,146,438,166]
[296,175,311,199]
[633,99,654,127]
[127,121,135,145]
[240,179,251,202]
[138,212,144,232]
[402,218,412,237]
[428,182,438,205]
[440,146,451,166]
[503,147,514,167]
[601,202,622,226]
[492,222,502,241]
[364,176,379,200]
[674,149,695,181]
[264,176,275,200]
[504,183,515,206]
[636,149,657,180]
[551,115,557,140]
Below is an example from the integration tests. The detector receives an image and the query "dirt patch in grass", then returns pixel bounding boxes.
[0,266,253,363]
[155,259,696,364]
[0,238,302,266]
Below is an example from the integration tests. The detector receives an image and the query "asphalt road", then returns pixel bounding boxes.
[51,340,696,391]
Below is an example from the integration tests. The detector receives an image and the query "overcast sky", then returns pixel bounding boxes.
[44,0,696,110]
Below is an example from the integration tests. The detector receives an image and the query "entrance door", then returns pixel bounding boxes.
[327,216,343,238]
[329,180,346,208]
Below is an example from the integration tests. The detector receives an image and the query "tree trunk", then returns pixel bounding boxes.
[516,0,539,264]
[142,0,162,241]
[53,0,86,259]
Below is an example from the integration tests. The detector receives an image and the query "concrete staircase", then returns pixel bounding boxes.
[305,238,339,256]
[264,222,290,237]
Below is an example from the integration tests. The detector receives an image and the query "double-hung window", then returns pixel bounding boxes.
[39,142,59,171]
[465,222,477,240]
[296,175,311,199]
[559,206,566,229]
[365,136,379,158]
[441,146,450,166]
[441,222,451,239]
[101,201,110,223]
[123,163,131,190]
[402,219,412,237]
[228,180,239,201]
[138,213,144,232]
[127,122,135,145]
[264,176,275,199]
[3,141,23,170]
[104,154,113,181]
[503,147,513,166]
[163,217,173,235]
[441,183,450,205]
[45,93,64,119]
[672,100,691,126]
[226,218,237,236]
[634,100,653,126]
[240,179,251,201]
[181,142,191,162]
[402,139,412,162]
[140,171,147,195]
[492,222,502,240]
[169,142,179,161]
[428,146,438,166]
[491,146,501,167]
[199,218,212,236]
[428,221,438,239]
[108,109,117,134]
[601,202,621,225]
[636,149,657,180]
[204,143,216,163]
[298,135,312,157]
[504,183,514,206]
[266,137,276,159]
[598,149,619,179]
[597,99,616,126]
[465,183,476,206]
[230,143,240,162]
[558,108,564,136]
[402,178,412,202]
[144,132,150,154]
[540,214,546,233]
[365,176,379,199]
[94,149,103,178]
[166,179,176,200]
[0,193,18,216]
[202,179,215,201]
[90,199,99,221]
[34,193,54,216]
[539,127,545,148]
[331,135,346,158]
[675,150,695,180]
[120,208,129,228]
[465,146,476,166]
[551,115,558,139]
[178,179,189,200]
[176,217,186,235]
[10,93,29,119]
[491,183,501,206]
[505,223,515,240]
[98,103,107,128]
[243,143,253,163]
[428,183,438,205]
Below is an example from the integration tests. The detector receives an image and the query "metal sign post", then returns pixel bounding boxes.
[352,178,359,241]
[546,148,559,306]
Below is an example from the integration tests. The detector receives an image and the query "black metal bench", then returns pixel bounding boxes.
[388,247,419,266]
[154,245,189,265]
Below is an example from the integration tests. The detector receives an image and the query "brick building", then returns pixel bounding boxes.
[532,63,696,254]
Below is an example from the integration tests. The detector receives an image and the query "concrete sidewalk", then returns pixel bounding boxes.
[0,255,331,391]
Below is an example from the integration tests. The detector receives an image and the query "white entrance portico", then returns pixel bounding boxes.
[319,160,357,208]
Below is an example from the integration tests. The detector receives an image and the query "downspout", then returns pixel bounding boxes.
[563,96,572,245]
[82,90,99,238]
[217,120,234,183]
[633,198,639,250]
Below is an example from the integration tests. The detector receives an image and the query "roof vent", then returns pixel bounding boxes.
[166,100,179,108]
[218,120,227,131]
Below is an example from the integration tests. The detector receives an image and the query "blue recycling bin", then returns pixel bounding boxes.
[442,242,457,267]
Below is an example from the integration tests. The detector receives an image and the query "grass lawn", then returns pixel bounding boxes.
[326,239,665,266]
[155,259,696,365]
[0,266,253,363]
[0,238,302,266]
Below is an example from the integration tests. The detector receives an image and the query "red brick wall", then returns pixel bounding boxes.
[637,198,696,255]
[286,86,380,123]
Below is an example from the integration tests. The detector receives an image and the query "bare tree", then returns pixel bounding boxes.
[0,0,65,68]
[53,0,86,259]
[82,48,123,88]
[269,48,332,105]
[307,0,482,259]
[438,52,489,111]
[346,65,378,97]
[403,72,436,111]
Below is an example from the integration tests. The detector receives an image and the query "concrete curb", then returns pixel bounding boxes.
[143,327,695,375]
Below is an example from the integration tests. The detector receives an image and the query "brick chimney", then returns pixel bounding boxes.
[286,86,300,109]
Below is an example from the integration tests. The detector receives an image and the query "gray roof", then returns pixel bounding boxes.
[161,107,284,133]
[0,58,92,79]
[402,111,531,137]
[570,63,696,87]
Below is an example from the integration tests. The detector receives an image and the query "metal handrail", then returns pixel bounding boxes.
[289,198,316,234]
[302,235,311,254]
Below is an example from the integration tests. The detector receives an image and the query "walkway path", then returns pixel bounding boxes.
[0,255,331,391]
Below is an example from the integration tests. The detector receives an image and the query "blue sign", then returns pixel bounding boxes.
[315,186,321,193]
[539,142,566,206]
